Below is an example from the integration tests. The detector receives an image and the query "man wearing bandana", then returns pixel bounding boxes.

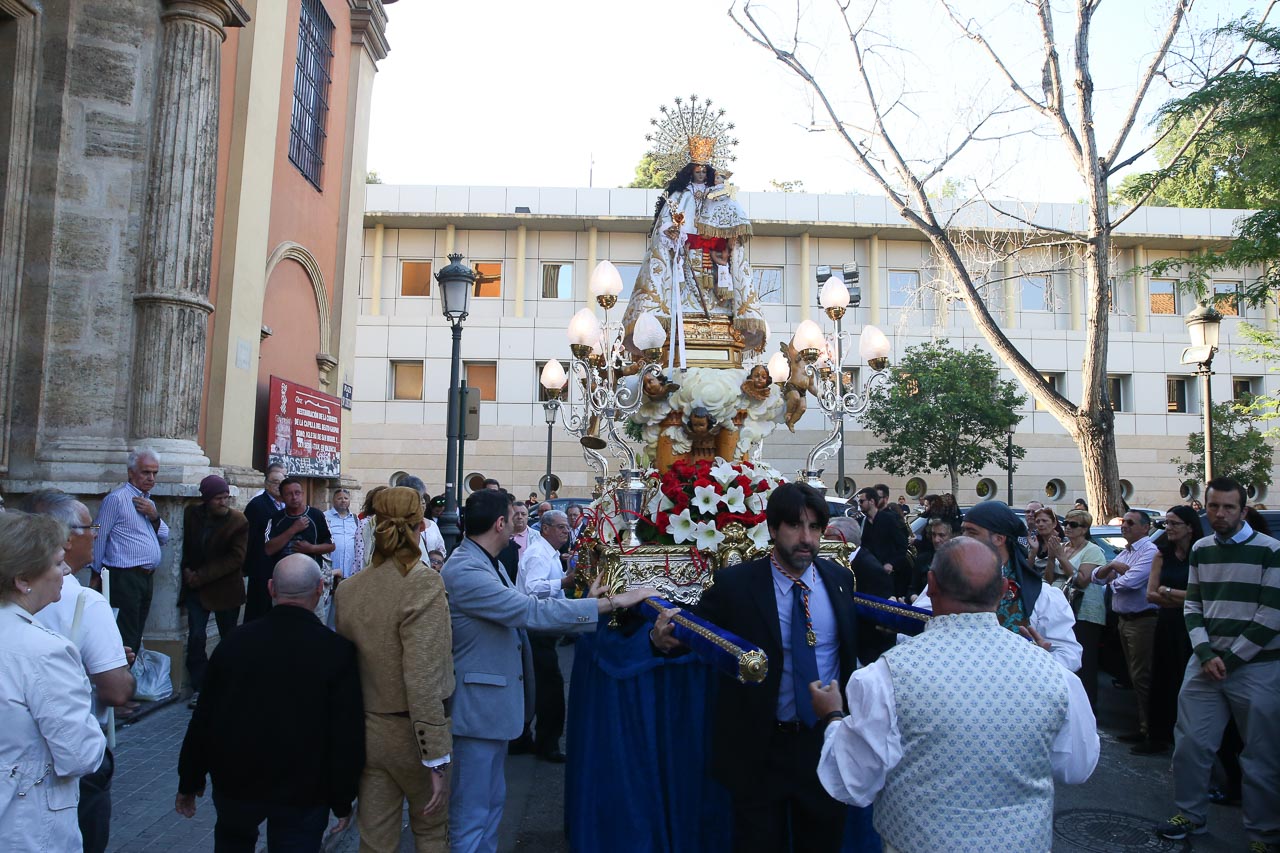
[912,501,1082,673]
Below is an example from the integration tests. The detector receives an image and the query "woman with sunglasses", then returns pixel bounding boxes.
[1143,504,1205,754]
[1064,508,1106,710]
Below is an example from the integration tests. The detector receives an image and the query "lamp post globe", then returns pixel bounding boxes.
[436,252,476,323]
[1185,302,1223,485]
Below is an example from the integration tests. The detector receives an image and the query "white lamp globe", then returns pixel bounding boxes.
[633,311,667,351]
[819,279,851,310]
[588,260,624,298]
[539,359,567,391]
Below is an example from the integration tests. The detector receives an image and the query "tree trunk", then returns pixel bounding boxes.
[949,464,960,498]
[1072,408,1125,521]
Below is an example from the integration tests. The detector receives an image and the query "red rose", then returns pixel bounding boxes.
[735,474,753,490]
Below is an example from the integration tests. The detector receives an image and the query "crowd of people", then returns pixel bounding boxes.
[0,454,1276,852]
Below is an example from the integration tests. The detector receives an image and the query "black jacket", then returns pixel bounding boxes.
[177,604,365,816]
[243,492,280,581]
[695,556,859,795]
[863,508,912,597]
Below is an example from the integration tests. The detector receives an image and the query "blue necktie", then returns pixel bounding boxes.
[791,581,819,727]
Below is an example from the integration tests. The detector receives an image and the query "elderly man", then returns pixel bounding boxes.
[443,490,654,853]
[242,464,286,622]
[29,489,135,853]
[516,509,575,762]
[813,538,1099,852]
[91,448,169,655]
[180,475,248,709]
[176,554,364,851]
[1156,478,1280,846]
[324,488,359,584]
[1090,510,1160,752]
[913,501,1081,672]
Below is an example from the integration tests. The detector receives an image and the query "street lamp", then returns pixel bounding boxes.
[1005,423,1016,503]
[1181,301,1223,484]
[540,360,567,501]
[436,252,476,553]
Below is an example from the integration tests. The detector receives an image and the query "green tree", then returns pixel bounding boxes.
[627,153,669,189]
[1174,401,1274,493]
[768,179,805,192]
[1122,21,1280,307]
[858,340,1026,496]
[1237,322,1280,439]
[366,170,383,184]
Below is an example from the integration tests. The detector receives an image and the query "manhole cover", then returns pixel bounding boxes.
[1054,809,1181,852]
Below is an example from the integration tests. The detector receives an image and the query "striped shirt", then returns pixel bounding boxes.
[1185,522,1280,672]
[92,482,170,573]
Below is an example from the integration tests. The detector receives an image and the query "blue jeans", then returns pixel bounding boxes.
[212,789,329,853]
[185,597,239,692]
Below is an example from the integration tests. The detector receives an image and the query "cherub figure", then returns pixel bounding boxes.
[642,370,681,401]
[740,364,771,403]
[780,342,814,432]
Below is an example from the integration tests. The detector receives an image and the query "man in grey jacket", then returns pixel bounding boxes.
[442,490,654,853]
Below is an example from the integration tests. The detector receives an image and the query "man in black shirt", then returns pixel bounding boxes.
[265,478,334,573]
[242,466,285,622]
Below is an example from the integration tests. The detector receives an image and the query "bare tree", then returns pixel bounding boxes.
[730,0,1251,518]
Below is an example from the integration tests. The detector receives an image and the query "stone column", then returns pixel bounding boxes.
[129,0,248,468]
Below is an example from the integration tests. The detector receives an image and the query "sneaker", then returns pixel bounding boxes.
[1153,814,1206,841]
[187,691,200,710]
[1247,842,1280,853]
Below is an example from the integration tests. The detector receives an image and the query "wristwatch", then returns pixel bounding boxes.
[430,762,451,775]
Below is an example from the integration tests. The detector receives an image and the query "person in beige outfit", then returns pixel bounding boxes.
[336,487,454,852]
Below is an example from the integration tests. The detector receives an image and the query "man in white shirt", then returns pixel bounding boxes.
[516,510,574,761]
[28,489,135,853]
[812,537,1099,852]
[912,500,1081,673]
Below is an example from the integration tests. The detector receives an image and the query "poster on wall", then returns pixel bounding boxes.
[266,375,342,478]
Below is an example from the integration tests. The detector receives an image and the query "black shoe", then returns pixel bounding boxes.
[187,691,200,710]
[1208,786,1242,807]
[537,750,567,764]
[1129,740,1170,755]
[1153,814,1206,841]
[1116,731,1146,743]
[508,738,534,755]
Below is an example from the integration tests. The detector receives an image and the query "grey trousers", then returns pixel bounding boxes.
[1173,657,1280,843]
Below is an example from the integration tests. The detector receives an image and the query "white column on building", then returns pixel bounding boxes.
[445,223,455,257]
[1134,244,1149,333]
[514,224,527,318]
[586,226,598,298]
[1069,262,1083,332]
[868,235,881,326]
[1003,253,1017,328]
[799,232,811,322]
[370,223,385,316]
[129,0,248,464]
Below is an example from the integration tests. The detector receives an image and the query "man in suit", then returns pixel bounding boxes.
[241,465,285,622]
[442,490,655,853]
[176,554,364,851]
[826,516,895,664]
[653,482,860,853]
[858,486,911,599]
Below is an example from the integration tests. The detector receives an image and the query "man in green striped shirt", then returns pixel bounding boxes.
[1154,478,1280,852]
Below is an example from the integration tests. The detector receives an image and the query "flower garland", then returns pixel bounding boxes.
[640,456,782,552]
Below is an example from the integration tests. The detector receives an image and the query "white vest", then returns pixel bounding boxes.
[875,612,1069,853]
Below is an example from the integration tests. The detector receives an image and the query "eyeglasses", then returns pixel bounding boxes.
[1164,519,1187,528]
[1064,521,1086,529]
[69,524,101,532]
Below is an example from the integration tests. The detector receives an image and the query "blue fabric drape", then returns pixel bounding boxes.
[566,624,881,853]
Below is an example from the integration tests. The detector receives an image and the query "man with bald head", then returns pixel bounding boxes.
[176,554,365,851]
[813,538,1099,852]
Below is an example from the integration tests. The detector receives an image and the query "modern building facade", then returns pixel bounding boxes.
[0,0,391,682]
[351,184,1278,508]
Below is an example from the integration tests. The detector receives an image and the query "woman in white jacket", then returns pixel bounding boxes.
[0,511,106,852]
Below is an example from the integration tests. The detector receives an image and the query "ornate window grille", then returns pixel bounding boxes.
[289,0,334,190]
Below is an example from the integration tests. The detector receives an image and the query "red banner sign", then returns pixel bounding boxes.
[266,376,342,478]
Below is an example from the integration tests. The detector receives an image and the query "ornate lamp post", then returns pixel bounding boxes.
[435,253,475,553]
[1182,302,1223,484]
[1006,423,1016,503]
[781,275,891,495]
[539,360,567,501]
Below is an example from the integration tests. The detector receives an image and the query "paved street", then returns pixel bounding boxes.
[106,646,1249,853]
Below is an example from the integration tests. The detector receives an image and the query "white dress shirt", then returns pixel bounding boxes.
[517,536,566,599]
[817,652,1099,807]
[35,573,129,725]
[911,582,1082,673]
[420,518,446,561]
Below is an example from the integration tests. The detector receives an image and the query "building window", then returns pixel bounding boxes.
[751,267,784,304]
[888,270,919,307]
[1233,377,1260,402]
[1149,278,1178,315]
[400,261,432,297]
[540,262,574,299]
[1035,372,1064,411]
[288,0,334,190]
[1020,275,1050,312]
[464,362,497,401]
[390,361,424,401]
[1213,280,1241,317]
[615,263,641,301]
[473,262,502,298]
[1167,377,1190,413]
[1106,374,1128,412]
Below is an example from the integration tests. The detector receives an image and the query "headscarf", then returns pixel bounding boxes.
[964,501,1043,616]
[372,486,424,575]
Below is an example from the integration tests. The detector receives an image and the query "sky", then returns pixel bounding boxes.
[366,0,1267,202]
